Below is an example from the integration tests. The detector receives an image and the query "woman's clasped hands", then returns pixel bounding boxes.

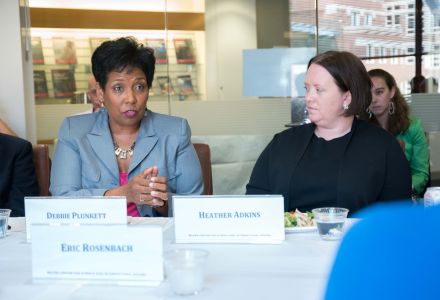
[122,166,168,208]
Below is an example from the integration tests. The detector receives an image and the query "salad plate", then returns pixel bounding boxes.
[285,225,317,233]
[284,209,315,233]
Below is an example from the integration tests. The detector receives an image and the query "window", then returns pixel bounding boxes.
[387,15,393,26]
[351,12,360,26]
[408,12,415,34]
[380,47,386,63]
[365,44,374,63]
[365,14,372,26]
[289,0,433,94]
[392,48,398,64]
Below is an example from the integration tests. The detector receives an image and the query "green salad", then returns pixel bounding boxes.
[284,209,314,228]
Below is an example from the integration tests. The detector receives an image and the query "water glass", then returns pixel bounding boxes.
[0,209,11,238]
[164,248,209,296]
[312,207,349,241]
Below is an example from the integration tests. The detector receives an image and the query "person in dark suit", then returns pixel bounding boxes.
[50,37,203,217]
[246,51,411,215]
[0,133,39,216]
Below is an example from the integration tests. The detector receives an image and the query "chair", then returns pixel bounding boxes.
[193,143,213,195]
[32,144,51,196]
[324,202,439,300]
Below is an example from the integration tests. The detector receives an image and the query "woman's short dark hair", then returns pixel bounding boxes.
[368,68,410,134]
[308,51,372,117]
[91,37,155,89]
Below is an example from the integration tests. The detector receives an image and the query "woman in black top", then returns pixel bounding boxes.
[246,51,411,215]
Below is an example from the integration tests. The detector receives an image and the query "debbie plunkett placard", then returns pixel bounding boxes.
[25,197,127,242]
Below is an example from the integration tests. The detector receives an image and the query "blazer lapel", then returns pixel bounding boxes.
[87,110,119,179]
[129,114,158,173]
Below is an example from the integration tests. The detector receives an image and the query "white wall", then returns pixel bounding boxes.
[0,0,36,141]
[205,0,257,101]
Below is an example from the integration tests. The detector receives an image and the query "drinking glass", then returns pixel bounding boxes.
[0,209,11,238]
[164,248,209,296]
[312,207,349,240]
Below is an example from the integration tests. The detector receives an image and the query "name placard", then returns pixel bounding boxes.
[25,197,127,242]
[31,224,163,286]
[173,195,285,244]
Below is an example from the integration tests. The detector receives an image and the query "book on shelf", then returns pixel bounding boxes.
[177,75,194,95]
[145,39,168,64]
[173,38,196,64]
[89,37,110,54]
[33,70,48,98]
[53,38,78,64]
[31,37,44,64]
[156,76,174,95]
[51,69,76,98]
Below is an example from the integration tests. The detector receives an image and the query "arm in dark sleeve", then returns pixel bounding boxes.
[246,138,274,195]
[380,138,412,201]
[9,141,39,216]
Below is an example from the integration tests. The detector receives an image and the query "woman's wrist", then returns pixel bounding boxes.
[154,202,168,217]
[104,186,131,202]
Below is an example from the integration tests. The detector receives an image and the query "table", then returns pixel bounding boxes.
[0,218,343,300]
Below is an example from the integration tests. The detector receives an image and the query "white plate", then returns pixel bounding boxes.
[285,226,317,233]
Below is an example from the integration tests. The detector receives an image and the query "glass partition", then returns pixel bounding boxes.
[29,0,206,108]
[30,0,440,145]
[289,0,440,95]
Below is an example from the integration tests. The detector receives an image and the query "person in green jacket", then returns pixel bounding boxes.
[367,68,429,198]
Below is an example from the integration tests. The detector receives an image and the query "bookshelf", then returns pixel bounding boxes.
[31,28,205,104]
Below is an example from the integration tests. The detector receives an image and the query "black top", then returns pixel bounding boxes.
[291,133,350,212]
[0,133,39,216]
[246,119,412,216]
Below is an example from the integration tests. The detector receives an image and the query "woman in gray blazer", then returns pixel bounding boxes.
[50,37,203,217]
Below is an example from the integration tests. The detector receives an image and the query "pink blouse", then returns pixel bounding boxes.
[119,172,141,217]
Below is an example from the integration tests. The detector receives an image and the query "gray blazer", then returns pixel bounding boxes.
[50,109,204,217]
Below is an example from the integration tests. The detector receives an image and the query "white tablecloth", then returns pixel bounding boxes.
[0,218,343,300]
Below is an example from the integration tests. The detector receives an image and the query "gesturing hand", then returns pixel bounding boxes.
[128,166,168,207]
[104,166,168,209]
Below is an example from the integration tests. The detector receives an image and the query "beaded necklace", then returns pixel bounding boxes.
[113,141,135,159]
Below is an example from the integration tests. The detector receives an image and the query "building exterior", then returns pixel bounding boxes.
[290,0,440,93]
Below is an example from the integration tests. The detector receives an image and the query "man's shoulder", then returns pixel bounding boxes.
[0,133,32,152]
